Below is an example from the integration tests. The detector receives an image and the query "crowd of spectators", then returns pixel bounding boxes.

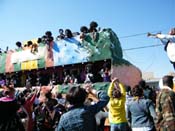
[0,74,175,131]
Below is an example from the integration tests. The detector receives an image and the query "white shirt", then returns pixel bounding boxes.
[157,34,175,62]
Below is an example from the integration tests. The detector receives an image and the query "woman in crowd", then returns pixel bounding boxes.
[107,77,130,131]
[126,85,156,131]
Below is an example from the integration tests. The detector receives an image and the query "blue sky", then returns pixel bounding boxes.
[0,0,174,78]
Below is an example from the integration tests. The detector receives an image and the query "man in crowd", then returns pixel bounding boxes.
[57,85,109,131]
[155,75,175,131]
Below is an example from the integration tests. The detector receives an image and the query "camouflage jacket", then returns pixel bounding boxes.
[155,88,175,131]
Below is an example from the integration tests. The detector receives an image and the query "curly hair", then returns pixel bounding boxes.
[45,31,52,37]
[80,26,88,33]
[27,41,33,47]
[16,41,22,48]
[65,29,73,38]
[131,85,143,97]
[89,21,98,32]
[112,88,122,98]
[59,29,64,34]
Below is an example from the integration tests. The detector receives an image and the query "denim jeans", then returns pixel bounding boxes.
[110,122,130,131]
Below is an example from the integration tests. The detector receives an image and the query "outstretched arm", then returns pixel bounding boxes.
[148,32,175,42]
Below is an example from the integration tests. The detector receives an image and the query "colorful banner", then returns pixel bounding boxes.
[21,60,38,70]
[53,37,90,66]
[11,46,46,63]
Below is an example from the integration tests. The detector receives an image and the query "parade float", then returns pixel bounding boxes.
[0,24,142,92]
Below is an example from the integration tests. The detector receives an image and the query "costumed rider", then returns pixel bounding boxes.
[148,27,175,70]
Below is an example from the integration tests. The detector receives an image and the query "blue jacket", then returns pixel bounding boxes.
[126,98,156,129]
[57,91,109,131]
